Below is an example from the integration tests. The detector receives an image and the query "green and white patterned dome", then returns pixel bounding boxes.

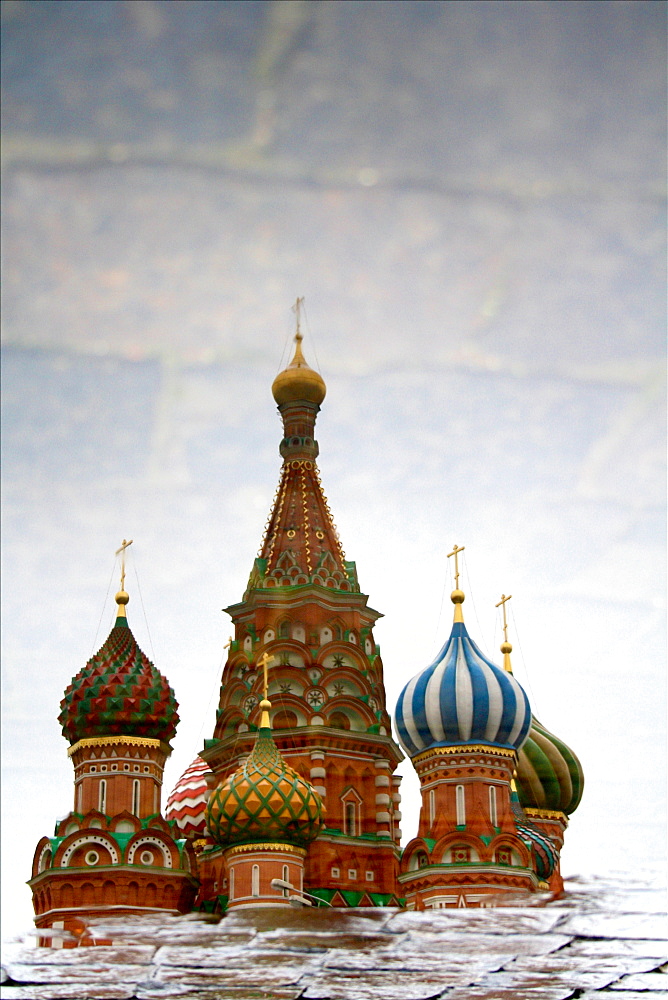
[206,701,325,848]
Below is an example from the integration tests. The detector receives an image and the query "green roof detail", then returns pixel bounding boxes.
[206,726,324,848]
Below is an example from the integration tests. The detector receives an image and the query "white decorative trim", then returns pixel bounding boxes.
[127,836,172,868]
[60,836,119,867]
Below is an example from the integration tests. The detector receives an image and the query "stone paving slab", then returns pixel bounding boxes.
[87,915,255,948]
[582,995,668,1000]
[385,905,567,936]
[149,959,321,987]
[444,988,580,1000]
[397,928,574,958]
[0,986,136,1000]
[1,944,156,966]
[252,930,396,953]
[2,963,152,985]
[607,971,668,991]
[301,968,469,1000]
[556,911,668,940]
[136,986,301,1000]
[321,946,496,975]
[153,942,266,966]
[562,938,668,959]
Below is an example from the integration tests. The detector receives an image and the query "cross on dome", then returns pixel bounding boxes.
[495,593,514,672]
[447,544,466,622]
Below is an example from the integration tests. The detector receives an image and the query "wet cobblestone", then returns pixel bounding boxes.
[2,876,666,1000]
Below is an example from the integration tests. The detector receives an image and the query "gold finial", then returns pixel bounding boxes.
[495,593,513,673]
[114,538,133,615]
[257,651,274,727]
[272,298,326,406]
[292,296,304,339]
[447,544,466,622]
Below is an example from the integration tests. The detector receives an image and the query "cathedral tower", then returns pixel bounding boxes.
[198,319,404,909]
[394,550,551,908]
[29,547,198,945]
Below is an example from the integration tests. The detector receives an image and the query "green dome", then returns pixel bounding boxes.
[516,717,584,815]
[206,727,325,848]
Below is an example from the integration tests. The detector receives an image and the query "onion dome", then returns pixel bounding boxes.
[206,700,324,848]
[516,717,584,815]
[495,599,583,816]
[165,756,212,837]
[58,591,178,745]
[272,330,326,407]
[395,588,531,757]
[510,783,558,880]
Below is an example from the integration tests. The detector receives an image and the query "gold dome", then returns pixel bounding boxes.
[272,333,326,407]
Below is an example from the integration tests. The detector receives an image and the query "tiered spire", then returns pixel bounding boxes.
[247,322,355,593]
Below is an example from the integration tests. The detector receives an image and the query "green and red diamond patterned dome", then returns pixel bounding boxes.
[59,603,178,745]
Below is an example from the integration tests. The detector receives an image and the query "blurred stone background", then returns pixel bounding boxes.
[1,0,665,939]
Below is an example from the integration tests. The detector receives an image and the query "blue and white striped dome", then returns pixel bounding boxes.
[395,621,532,757]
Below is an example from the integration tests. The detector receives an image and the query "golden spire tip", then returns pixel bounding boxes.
[257,652,274,727]
[114,538,133,617]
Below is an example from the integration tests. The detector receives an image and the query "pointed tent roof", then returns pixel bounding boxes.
[246,332,357,594]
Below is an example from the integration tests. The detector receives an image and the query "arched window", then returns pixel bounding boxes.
[489,785,498,827]
[281,864,290,897]
[76,784,83,813]
[251,864,260,897]
[278,621,290,638]
[98,779,106,813]
[243,635,253,653]
[132,779,140,816]
[329,711,351,731]
[274,710,299,730]
[456,785,466,826]
[344,801,356,836]
[229,868,235,901]
[429,789,436,826]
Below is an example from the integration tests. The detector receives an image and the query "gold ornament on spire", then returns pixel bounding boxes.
[272,299,326,407]
[495,593,514,673]
[114,538,133,615]
[257,651,274,728]
[447,544,466,622]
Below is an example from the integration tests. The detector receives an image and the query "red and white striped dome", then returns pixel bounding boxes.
[165,755,211,838]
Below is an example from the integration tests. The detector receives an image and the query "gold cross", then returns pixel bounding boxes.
[224,636,233,651]
[495,593,512,643]
[447,544,465,588]
[114,539,133,590]
[292,296,305,340]
[257,651,274,701]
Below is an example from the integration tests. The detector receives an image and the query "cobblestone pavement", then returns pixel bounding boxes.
[1,876,667,999]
